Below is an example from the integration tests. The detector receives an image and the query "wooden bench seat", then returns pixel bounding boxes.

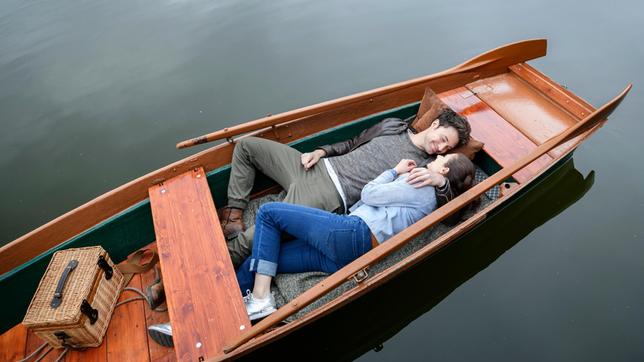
[149,168,250,361]
[439,87,553,183]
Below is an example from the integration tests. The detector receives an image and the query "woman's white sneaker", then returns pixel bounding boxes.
[243,290,276,321]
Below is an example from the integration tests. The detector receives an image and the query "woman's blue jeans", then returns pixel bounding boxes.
[236,202,372,294]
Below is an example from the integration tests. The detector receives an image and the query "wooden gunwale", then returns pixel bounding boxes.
[176,39,547,148]
[216,152,573,361]
[0,104,425,335]
[220,83,631,356]
[0,39,548,276]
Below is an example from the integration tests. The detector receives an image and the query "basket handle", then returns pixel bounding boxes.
[51,259,79,308]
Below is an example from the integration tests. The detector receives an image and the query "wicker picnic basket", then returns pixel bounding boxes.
[22,246,124,348]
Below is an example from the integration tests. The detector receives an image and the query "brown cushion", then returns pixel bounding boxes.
[413,86,483,159]
[411,87,449,131]
[449,138,484,160]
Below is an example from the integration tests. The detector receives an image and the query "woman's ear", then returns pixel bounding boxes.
[439,166,449,175]
[429,119,439,130]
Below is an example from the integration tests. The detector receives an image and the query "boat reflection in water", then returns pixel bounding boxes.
[243,157,594,361]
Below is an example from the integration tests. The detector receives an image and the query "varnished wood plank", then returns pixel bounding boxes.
[439,87,553,183]
[509,63,595,119]
[0,324,28,361]
[508,63,592,157]
[466,73,579,159]
[106,274,150,362]
[65,340,107,362]
[0,40,548,274]
[149,168,250,361]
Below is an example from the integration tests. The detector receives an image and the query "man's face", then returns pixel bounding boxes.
[422,120,460,155]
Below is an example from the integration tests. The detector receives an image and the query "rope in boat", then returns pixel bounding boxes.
[117,286,167,312]
[52,347,68,362]
[32,346,53,362]
[16,342,48,362]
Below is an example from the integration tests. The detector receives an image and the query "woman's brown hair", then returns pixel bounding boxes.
[444,153,475,195]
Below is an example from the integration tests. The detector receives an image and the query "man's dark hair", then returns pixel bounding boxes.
[437,108,471,146]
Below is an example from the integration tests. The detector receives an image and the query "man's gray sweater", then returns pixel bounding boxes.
[327,131,431,208]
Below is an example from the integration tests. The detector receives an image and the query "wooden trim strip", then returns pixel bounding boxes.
[176,39,547,149]
[221,144,581,360]
[217,191,513,360]
[225,147,587,359]
[0,86,443,275]
[220,84,631,356]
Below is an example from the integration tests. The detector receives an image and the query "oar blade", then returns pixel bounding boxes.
[449,38,547,74]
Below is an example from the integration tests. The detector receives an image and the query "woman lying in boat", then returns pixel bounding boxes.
[147,154,474,345]
[237,154,475,320]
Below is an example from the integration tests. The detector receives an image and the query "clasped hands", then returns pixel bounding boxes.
[395,159,446,188]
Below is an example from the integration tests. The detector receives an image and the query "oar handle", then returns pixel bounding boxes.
[219,83,631,357]
[176,39,547,149]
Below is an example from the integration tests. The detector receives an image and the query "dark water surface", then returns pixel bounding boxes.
[1,0,643,360]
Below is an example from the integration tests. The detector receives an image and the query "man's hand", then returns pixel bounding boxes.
[407,168,447,188]
[394,159,417,175]
[301,149,326,170]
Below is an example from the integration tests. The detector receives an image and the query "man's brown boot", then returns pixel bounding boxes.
[218,206,245,239]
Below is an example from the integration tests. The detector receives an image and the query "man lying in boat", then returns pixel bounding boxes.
[220,108,472,268]
[148,155,475,345]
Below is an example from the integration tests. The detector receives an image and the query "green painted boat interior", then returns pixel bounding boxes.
[0,102,508,334]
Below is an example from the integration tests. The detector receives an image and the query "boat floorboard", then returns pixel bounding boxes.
[466,72,581,159]
[0,242,176,362]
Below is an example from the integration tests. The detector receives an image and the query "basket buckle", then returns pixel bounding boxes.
[81,300,99,324]
[97,255,113,280]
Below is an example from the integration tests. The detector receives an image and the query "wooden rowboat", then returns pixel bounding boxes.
[0,38,631,361]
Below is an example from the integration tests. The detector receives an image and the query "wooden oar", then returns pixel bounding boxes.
[176,38,547,149]
[219,84,631,356]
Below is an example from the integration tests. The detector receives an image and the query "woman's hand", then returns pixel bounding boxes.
[394,159,417,175]
[407,168,446,188]
[301,149,326,170]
